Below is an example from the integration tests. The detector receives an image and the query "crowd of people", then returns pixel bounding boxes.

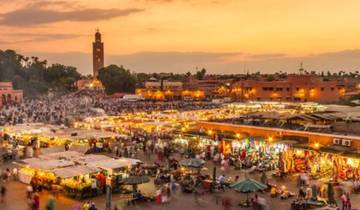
[0,90,219,126]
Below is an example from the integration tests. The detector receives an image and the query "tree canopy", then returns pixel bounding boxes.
[196,68,206,80]
[0,50,81,97]
[98,65,136,94]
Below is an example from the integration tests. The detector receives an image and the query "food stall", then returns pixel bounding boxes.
[0,123,119,149]
[19,158,74,185]
[53,165,100,198]
[18,150,142,198]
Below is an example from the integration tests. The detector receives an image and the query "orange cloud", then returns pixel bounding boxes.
[0,1,144,26]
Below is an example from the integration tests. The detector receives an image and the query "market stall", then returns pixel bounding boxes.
[53,165,100,199]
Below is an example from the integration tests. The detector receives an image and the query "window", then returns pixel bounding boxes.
[331,87,335,91]
[296,87,300,91]
[321,87,324,91]
[286,88,290,91]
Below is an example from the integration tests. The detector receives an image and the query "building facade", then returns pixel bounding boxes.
[184,78,232,98]
[136,79,184,100]
[0,82,23,107]
[137,77,233,101]
[92,30,104,78]
[231,74,357,103]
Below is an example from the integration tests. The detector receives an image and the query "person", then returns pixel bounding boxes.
[252,194,259,210]
[234,175,240,182]
[155,188,162,204]
[33,193,40,210]
[170,179,177,194]
[12,167,18,180]
[27,195,34,210]
[46,195,56,210]
[218,174,226,191]
[132,190,144,204]
[0,185,6,203]
[222,196,232,210]
[346,197,351,210]
[340,192,347,210]
[82,201,91,210]
[27,185,33,198]
[271,186,277,198]
[89,202,98,210]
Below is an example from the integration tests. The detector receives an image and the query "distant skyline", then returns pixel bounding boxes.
[2,0,360,74]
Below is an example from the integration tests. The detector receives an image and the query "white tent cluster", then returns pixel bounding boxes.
[19,151,141,183]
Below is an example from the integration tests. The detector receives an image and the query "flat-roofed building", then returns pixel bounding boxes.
[231,74,358,103]
[0,82,23,107]
[136,79,183,100]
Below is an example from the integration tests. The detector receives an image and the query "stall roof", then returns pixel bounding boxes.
[310,114,335,121]
[88,159,134,170]
[343,151,360,159]
[23,158,74,170]
[117,158,142,167]
[52,165,99,179]
[320,145,356,154]
[39,151,83,160]
[73,154,112,164]
[274,139,299,145]
[287,114,318,122]
[1,123,120,141]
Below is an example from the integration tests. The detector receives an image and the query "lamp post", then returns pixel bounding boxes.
[106,176,112,210]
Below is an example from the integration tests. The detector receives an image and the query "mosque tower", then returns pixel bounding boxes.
[92,29,104,78]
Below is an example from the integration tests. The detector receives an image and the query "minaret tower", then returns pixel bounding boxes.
[93,29,104,78]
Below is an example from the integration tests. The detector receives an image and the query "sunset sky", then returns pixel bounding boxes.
[2,0,360,74]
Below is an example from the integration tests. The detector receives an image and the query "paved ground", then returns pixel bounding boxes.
[1,152,360,210]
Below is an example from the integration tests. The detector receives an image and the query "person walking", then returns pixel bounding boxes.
[89,202,98,210]
[0,185,6,203]
[26,185,33,198]
[82,201,90,210]
[33,193,40,210]
[340,192,347,210]
[222,197,232,210]
[27,195,34,210]
[346,197,351,210]
[218,174,226,192]
[46,195,56,210]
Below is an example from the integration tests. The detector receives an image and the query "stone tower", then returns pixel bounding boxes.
[92,29,104,78]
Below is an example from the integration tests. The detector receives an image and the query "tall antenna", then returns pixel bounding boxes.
[299,62,304,75]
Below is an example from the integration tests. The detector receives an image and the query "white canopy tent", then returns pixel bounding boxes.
[52,165,100,179]
[22,158,74,171]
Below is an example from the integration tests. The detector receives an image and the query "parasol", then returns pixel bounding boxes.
[122,175,150,192]
[231,178,267,193]
[179,158,205,168]
[122,176,150,185]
